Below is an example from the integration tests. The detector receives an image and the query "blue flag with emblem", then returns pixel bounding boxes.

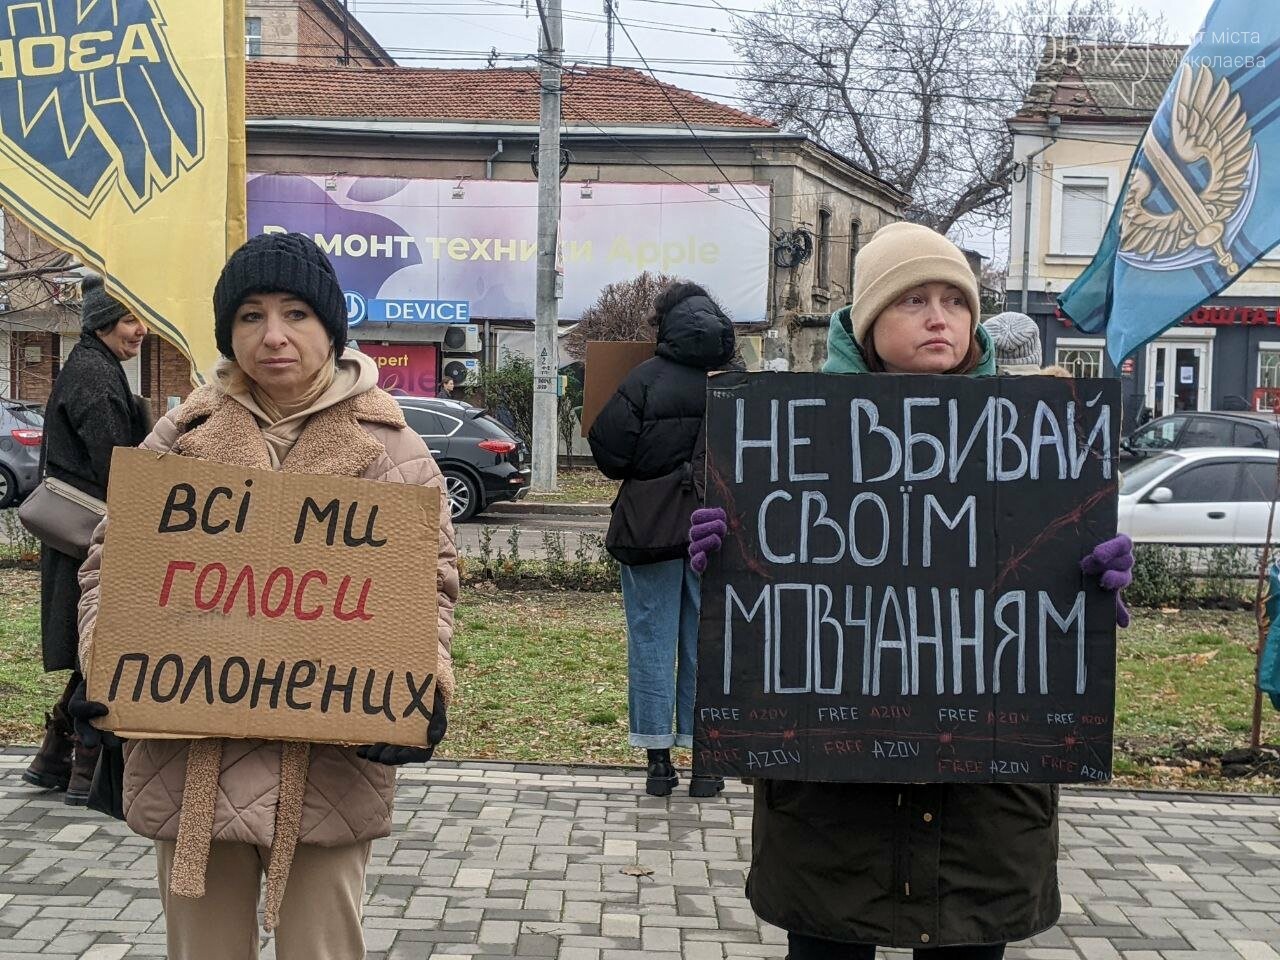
[1058,0,1280,364]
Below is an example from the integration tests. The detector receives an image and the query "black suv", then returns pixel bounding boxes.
[397,398,529,521]
[1122,410,1280,464]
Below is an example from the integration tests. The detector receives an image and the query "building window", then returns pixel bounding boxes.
[848,219,861,296]
[1055,338,1104,378]
[1058,178,1109,255]
[816,208,831,290]
[1260,348,1280,390]
[245,17,262,58]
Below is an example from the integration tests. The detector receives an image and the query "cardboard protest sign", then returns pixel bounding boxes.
[580,341,656,436]
[87,448,440,747]
[694,373,1120,784]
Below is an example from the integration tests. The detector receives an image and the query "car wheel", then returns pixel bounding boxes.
[443,469,480,523]
[0,466,16,509]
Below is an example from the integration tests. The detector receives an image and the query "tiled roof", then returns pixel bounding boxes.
[1015,42,1186,123]
[245,61,777,130]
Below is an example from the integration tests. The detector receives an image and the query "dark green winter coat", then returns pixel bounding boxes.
[745,307,1061,949]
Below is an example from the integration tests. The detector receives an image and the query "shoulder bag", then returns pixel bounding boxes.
[605,421,705,567]
[17,477,107,560]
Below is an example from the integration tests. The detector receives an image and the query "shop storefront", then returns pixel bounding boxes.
[1027,294,1280,432]
[357,341,441,397]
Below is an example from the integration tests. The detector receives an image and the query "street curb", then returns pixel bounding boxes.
[487,501,610,517]
[2,749,1278,802]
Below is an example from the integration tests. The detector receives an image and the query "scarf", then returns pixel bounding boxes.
[214,351,380,466]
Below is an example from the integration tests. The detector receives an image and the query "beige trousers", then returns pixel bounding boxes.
[155,839,372,960]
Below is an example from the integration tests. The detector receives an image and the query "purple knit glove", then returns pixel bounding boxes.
[689,507,728,574]
[1080,534,1134,628]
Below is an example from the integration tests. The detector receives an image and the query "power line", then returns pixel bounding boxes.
[558,99,781,219]
[245,4,1178,89]
[645,0,1174,45]
[306,0,1176,46]
[547,59,1016,135]
[248,49,1152,143]
[245,39,1166,149]
[265,51,1001,135]
[252,32,1177,91]
[610,14,784,235]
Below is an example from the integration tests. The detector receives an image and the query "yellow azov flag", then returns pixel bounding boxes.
[0,0,246,381]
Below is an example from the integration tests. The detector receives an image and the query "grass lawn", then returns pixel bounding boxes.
[1113,608,1280,787]
[523,468,618,505]
[4,568,1279,790]
[0,570,61,741]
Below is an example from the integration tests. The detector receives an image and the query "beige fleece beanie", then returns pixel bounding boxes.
[848,222,982,347]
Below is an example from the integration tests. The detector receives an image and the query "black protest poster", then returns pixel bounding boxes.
[693,372,1120,784]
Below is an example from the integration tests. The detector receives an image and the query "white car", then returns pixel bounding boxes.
[1118,447,1280,545]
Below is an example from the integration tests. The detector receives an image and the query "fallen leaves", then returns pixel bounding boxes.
[1168,650,1220,666]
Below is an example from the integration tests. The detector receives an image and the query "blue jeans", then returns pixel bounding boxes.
[620,558,700,748]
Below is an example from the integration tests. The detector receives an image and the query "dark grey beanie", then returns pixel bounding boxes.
[213,232,347,360]
[80,275,129,334]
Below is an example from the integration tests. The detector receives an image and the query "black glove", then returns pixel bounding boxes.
[67,679,119,749]
[357,689,448,766]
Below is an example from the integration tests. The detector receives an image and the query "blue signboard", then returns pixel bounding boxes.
[346,292,470,326]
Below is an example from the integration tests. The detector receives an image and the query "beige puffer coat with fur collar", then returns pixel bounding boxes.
[76,382,458,927]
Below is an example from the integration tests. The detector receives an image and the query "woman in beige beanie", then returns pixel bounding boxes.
[688,222,1133,959]
[821,221,992,377]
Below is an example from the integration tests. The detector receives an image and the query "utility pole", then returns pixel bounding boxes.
[605,0,615,67]
[532,0,562,492]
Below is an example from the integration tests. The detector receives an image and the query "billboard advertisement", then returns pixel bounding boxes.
[246,174,771,323]
[359,343,439,397]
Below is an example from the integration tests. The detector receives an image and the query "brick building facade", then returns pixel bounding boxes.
[244,0,392,66]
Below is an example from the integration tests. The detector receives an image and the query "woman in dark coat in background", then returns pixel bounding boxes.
[588,281,736,797]
[22,275,151,803]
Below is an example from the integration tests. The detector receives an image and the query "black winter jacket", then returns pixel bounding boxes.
[587,294,735,484]
[40,333,151,671]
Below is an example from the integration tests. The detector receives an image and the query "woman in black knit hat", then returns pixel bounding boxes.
[69,233,460,957]
[22,275,151,804]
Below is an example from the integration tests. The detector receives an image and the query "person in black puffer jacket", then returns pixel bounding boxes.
[22,275,152,804]
[588,281,736,798]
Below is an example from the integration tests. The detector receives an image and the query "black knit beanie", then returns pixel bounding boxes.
[213,232,348,359]
[80,275,129,334]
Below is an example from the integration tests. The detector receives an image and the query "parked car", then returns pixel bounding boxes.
[1121,411,1280,464]
[397,397,530,522]
[1118,447,1280,545]
[0,399,44,509]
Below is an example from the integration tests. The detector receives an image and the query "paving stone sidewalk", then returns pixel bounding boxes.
[2,752,1280,960]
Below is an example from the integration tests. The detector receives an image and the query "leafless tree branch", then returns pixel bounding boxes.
[731,0,1167,236]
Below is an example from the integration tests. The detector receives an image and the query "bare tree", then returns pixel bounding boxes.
[731,0,1166,235]
[1,208,78,319]
[562,271,673,363]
